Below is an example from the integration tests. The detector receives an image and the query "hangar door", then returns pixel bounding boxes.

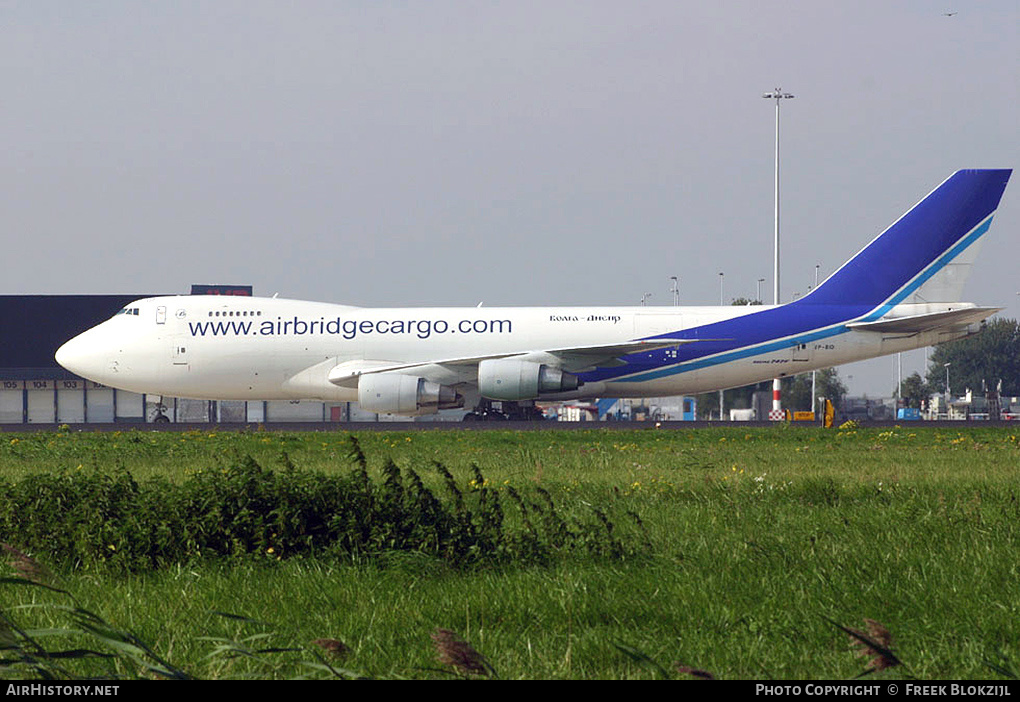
[26,380,55,423]
[0,381,23,423]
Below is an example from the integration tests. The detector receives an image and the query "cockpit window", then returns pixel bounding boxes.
[116,307,140,316]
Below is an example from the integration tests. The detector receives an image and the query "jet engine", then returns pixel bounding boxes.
[358,373,463,415]
[477,359,580,401]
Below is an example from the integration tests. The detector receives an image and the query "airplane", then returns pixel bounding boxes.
[56,169,1011,417]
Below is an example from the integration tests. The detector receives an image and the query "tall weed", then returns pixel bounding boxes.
[0,438,642,571]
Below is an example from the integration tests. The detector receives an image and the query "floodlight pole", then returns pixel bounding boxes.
[812,264,819,415]
[763,88,794,416]
[719,272,725,420]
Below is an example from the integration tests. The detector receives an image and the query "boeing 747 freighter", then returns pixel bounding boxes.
[56,169,1012,416]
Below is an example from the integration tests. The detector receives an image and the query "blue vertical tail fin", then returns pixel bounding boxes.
[802,169,1011,309]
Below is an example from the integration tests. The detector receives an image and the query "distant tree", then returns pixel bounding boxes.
[925,318,1020,396]
[730,297,764,306]
[782,368,847,412]
[823,368,849,409]
[898,372,930,409]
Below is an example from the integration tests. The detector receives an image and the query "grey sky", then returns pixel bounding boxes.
[3,1,1017,396]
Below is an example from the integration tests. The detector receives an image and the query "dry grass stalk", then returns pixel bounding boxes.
[675,663,715,680]
[847,619,900,673]
[431,627,494,677]
[1,543,49,584]
[312,638,350,658]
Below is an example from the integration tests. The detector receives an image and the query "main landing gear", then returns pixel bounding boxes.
[462,399,546,421]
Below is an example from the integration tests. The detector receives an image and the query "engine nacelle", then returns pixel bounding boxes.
[358,373,463,416]
[477,359,580,401]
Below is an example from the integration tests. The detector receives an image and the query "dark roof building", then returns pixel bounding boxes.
[1,295,156,379]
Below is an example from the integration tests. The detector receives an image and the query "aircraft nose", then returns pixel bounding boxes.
[55,329,113,382]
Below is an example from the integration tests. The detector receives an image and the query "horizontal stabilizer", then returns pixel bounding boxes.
[846,306,1000,334]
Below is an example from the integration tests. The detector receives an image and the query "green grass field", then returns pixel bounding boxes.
[0,425,1017,679]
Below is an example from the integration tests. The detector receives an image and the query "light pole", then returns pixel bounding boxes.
[763,88,794,417]
[719,272,725,420]
[896,352,902,406]
[943,362,952,420]
[757,278,765,304]
[671,276,680,306]
[811,264,819,416]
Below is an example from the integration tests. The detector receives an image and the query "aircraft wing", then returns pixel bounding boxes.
[846,306,1000,334]
[326,337,701,388]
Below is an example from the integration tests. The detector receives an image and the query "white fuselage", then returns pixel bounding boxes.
[54,294,969,406]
